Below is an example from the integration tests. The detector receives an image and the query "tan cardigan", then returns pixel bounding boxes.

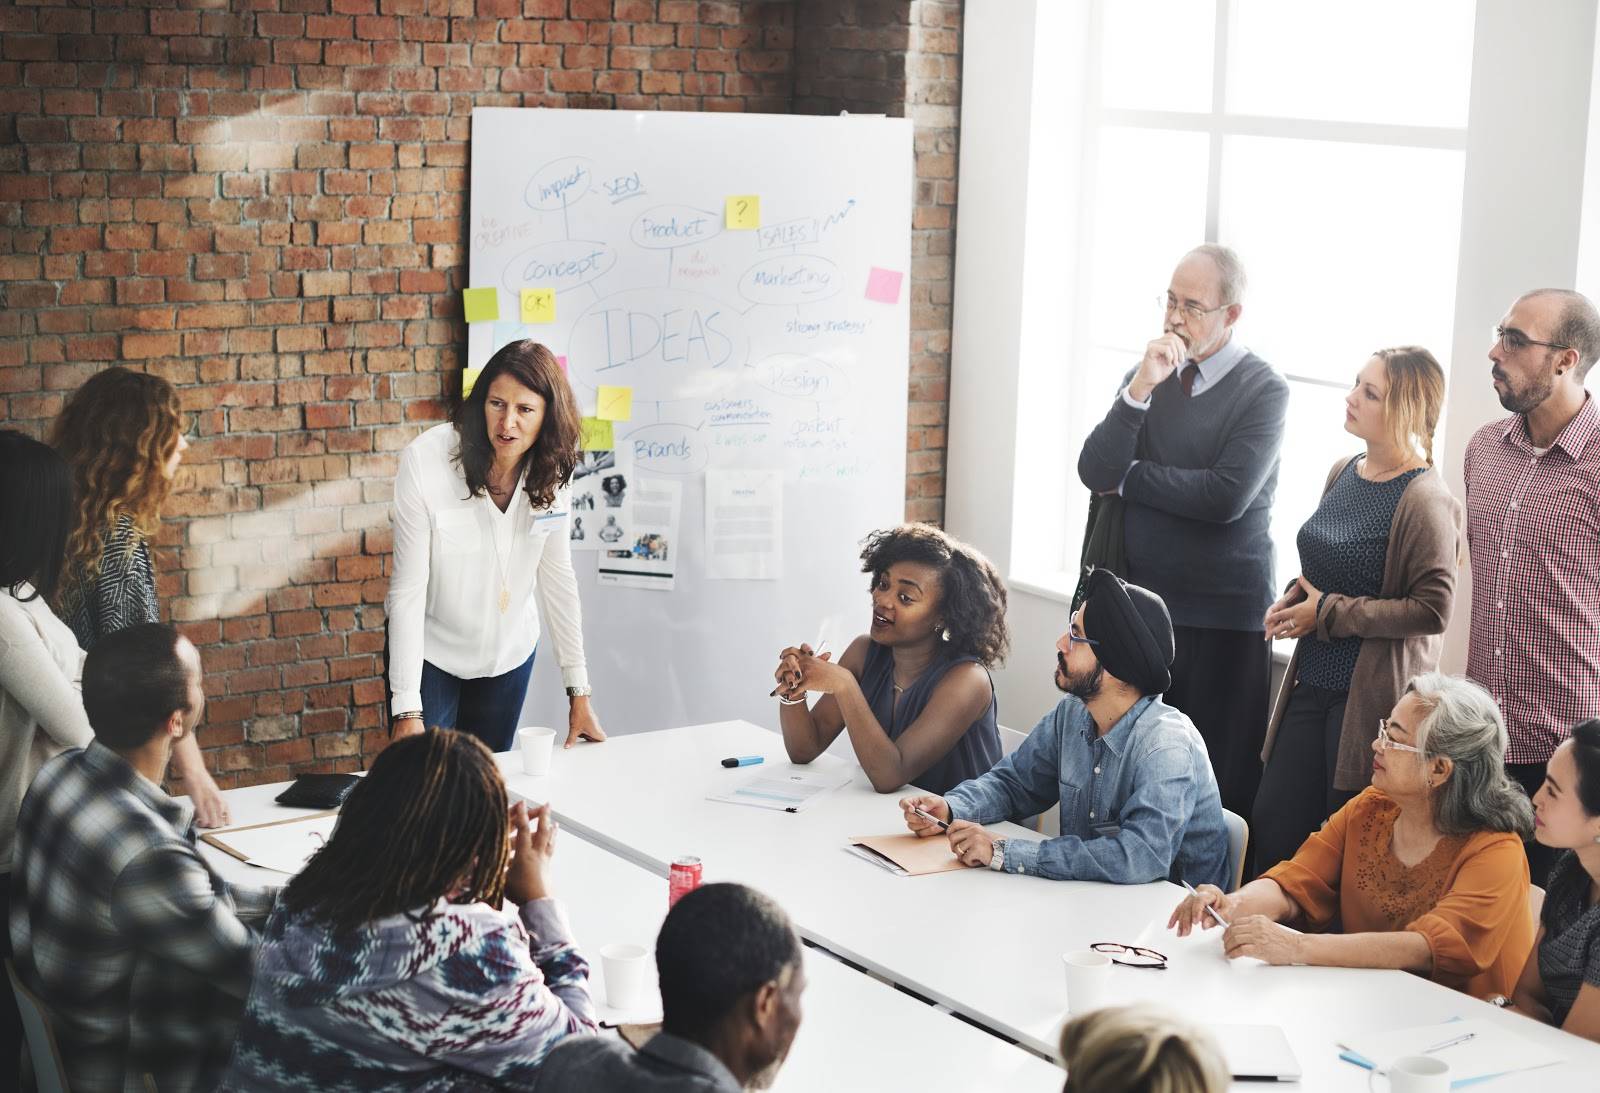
[1261,457,1462,791]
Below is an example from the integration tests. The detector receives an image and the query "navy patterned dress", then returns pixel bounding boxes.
[1295,461,1424,691]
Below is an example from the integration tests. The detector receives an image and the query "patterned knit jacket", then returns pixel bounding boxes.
[217,895,598,1091]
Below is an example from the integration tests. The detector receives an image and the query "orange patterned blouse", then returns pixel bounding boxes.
[1261,787,1533,997]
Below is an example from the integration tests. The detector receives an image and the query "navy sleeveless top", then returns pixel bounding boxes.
[858,640,1001,795]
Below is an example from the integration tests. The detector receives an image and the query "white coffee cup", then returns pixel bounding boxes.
[1061,949,1112,1013]
[518,727,557,776]
[600,942,650,1010]
[1368,1055,1450,1093]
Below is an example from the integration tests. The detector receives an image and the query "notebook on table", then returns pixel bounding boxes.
[1208,1025,1302,1081]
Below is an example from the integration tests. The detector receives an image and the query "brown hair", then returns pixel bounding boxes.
[1374,346,1445,465]
[452,340,581,511]
[281,730,511,932]
[49,367,183,596]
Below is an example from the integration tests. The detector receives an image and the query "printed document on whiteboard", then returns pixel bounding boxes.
[705,469,781,579]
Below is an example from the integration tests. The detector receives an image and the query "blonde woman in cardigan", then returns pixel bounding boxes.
[1253,347,1460,874]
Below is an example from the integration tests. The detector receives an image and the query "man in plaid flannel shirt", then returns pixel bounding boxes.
[1465,288,1600,885]
[10,623,277,1093]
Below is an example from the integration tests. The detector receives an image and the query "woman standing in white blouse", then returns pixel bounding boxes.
[387,341,605,751]
[0,431,96,1077]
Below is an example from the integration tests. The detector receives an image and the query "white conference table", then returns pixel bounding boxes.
[201,781,1063,1092]
[499,719,1600,1091]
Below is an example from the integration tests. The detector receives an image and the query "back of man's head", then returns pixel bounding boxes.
[657,883,801,1043]
[83,623,194,752]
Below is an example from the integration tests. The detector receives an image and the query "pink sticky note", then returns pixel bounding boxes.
[557,355,568,373]
[865,267,903,304]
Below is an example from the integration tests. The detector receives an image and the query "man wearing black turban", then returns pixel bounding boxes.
[899,569,1232,888]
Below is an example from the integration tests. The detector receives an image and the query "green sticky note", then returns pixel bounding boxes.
[520,287,556,324]
[462,366,483,398]
[580,417,614,451]
[596,385,633,422]
[462,287,499,323]
[725,194,760,229]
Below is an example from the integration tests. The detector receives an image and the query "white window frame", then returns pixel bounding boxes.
[946,0,1600,721]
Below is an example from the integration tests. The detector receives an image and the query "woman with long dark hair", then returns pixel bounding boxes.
[1503,719,1600,1040]
[50,367,229,826]
[218,730,597,1087]
[0,430,95,1081]
[387,340,605,751]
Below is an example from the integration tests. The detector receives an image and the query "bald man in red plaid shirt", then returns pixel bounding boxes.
[1464,288,1600,885]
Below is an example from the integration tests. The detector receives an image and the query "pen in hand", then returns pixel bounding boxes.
[1182,879,1229,928]
[911,805,949,832]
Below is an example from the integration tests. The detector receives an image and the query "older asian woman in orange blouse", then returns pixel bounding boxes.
[1170,672,1534,998]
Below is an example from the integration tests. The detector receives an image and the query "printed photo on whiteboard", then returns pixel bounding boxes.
[705,468,782,580]
[569,449,630,550]
[598,477,681,592]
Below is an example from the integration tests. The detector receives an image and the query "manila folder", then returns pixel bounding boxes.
[848,833,967,876]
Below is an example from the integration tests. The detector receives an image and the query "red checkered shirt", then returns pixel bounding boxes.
[1464,394,1600,764]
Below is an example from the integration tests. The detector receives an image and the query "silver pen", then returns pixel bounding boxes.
[1182,879,1230,928]
[1423,1031,1475,1054]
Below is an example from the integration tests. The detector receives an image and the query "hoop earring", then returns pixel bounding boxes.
[940,627,951,643]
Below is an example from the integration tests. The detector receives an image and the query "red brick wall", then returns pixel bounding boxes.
[0,0,961,785]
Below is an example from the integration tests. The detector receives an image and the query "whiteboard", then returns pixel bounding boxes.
[467,108,912,736]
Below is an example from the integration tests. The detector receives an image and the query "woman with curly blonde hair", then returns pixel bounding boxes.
[51,367,229,826]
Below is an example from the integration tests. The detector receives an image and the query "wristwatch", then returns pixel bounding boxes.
[988,838,1007,872]
[565,685,593,698]
[1486,994,1512,1008]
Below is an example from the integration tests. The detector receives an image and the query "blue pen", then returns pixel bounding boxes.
[721,756,764,768]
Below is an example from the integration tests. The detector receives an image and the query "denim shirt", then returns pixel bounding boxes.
[944,694,1230,887]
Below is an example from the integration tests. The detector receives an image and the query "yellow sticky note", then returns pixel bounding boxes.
[520,287,556,324]
[462,366,483,398]
[725,195,760,229]
[462,287,499,323]
[579,417,614,451]
[596,385,633,422]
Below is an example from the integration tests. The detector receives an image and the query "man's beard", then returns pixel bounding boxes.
[1495,357,1557,414]
[1055,653,1105,700]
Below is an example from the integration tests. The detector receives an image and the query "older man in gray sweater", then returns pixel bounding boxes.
[1077,244,1288,820]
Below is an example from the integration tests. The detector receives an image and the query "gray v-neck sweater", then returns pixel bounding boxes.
[1078,352,1289,631]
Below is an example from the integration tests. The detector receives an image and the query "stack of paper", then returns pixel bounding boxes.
[705,763,852,813]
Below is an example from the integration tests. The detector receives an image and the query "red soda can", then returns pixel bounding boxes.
[668,856,703,908]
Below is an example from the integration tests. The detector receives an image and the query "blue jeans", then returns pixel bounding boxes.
[420,648,536,753]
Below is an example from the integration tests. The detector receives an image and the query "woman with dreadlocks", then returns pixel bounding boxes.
[217,731,597,1090]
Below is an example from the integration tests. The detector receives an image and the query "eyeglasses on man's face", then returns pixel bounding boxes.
[1492,325,1571,355]
[1065,628,1099,653]
[1158,294,1229,322]
[1375,719,1422,754]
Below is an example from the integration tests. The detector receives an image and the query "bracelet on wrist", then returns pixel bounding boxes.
[392,711,422,722]
[777,694,806,706]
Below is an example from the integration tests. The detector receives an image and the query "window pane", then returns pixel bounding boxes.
[1099,0,1216,112]
[1086,127,1211,351]
[1218,136,1464,385]
[1229,0,1476,128]
[1270,379,1360,592]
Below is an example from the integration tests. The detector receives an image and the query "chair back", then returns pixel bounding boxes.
[6,958,70,1093]
[1221,809,1249,893]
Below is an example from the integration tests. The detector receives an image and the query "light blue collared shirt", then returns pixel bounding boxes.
[943,694,1231,887]
[1120,332,1249,409]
